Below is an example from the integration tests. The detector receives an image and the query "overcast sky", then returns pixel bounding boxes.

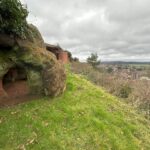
[21,0,150,61]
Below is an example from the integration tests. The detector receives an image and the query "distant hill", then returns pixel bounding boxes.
[0,73,150,149]
[102,61,150,65]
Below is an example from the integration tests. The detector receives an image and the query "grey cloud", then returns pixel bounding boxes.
[22,0,150,61]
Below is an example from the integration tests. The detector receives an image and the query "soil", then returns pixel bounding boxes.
[0,96,39,108]
[0,81,42,107]
[4,81,29,98]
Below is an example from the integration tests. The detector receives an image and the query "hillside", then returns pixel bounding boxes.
[0,73,150,150]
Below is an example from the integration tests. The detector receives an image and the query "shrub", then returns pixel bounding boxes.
[107,67,113,73]
[129,80,150,119]
[71,62,150,119]
[118,84,132,98]
[0,0,28,38]
[87,53,100,69]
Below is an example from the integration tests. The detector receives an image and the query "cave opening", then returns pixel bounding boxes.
[2,66,30,98]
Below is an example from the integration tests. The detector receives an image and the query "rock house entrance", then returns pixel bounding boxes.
[2,66,29,98]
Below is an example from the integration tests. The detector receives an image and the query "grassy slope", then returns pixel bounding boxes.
[0,73,150,150]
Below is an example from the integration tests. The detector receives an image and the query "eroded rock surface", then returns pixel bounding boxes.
[0,25,66,98]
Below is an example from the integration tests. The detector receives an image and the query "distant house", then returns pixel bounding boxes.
[45,43,69,64]
[140,76,150,81]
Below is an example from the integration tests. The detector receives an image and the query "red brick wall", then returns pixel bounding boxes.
[58,51,69,64]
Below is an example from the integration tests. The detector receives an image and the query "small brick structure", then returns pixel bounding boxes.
[46,43,69,64]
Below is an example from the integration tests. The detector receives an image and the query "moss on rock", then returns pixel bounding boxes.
[0,25,66,97]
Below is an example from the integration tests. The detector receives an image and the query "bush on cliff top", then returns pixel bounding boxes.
[0,0,28,38]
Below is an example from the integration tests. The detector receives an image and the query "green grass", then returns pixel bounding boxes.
[0,73,150,150]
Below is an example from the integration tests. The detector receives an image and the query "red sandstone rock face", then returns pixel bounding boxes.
[45,44,69,64]
[0,80,5,97]
[0,66,30,99]
[0,25,66,102]
[58,51,69,64]
[3,81,29,98]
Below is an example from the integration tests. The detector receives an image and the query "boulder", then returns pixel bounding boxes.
[0,24,66,98]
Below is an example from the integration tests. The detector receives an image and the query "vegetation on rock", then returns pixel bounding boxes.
[0,25,66,97]
[0,0,66,98]
[0,0,28,38]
